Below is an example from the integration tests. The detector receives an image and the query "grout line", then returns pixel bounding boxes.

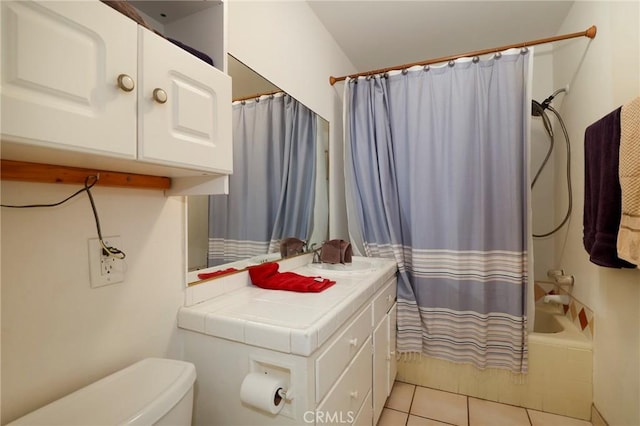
[467,395,470,426]
[408,383,417,415]
[406,413,458,426]
[526,407,534,425]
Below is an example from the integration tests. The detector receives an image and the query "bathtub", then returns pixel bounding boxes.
[397,303,593,420]
[525,304,593,419]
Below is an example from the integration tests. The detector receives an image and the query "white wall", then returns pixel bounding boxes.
[1,4,357,423]
[552,2,640,425]
[227,1,357,240]
[1,182,186,424]
[530,44,558,283]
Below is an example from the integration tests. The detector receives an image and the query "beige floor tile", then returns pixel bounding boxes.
[386,381,416,413]
[407,415,453,426]
[468,397,530,426]
[377,408,409,426]
[410,387,468,426]
[528,409,593,426]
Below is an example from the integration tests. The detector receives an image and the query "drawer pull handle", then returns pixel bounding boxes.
[350,391,359,399]
[349,338,358,347]
[153,88,168,104]
[117,74,135,92]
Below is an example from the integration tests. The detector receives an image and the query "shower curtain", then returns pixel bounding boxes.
[344,50,531,373]
[208,93,317,266]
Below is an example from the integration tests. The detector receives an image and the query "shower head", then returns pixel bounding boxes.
[532,86,569,117]
[540,86,568,111]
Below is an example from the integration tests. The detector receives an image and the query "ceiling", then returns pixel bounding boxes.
[307,1,574,73]
[131,1,576,80]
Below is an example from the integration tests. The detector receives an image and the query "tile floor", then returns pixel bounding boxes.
[378,381,593,426]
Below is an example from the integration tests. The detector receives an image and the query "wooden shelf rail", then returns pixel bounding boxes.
[0,160,171,190]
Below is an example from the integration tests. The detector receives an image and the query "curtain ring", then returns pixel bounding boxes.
[520,47,529,54]
[366,75,372,81]
[495,52,502,59]
[448,60,455,67]
[472,56,480,63]
[269,94,274,99]
[241,100,246,105]
[401,69,408,75]
[423,65,430,72]
[383,72,389,79]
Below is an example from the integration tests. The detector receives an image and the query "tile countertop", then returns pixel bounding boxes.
[178,256,398,356]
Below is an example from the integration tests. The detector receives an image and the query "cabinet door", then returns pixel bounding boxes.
[1,1,137,157]
[373,303,398,425]
[138,28,232,173]
[387,303,398,393]
[372,315,388,424]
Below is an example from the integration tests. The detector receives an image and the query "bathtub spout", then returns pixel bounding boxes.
[543,294,570,305]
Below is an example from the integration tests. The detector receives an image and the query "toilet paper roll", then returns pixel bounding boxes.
[240,373,286,415]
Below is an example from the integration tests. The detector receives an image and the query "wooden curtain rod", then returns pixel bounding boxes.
[233,90,284,103]
[329,25,597,86]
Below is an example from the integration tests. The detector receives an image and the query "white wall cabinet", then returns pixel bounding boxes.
[137,27,231,173]
[1,0,232,192]
[1,1,138,159]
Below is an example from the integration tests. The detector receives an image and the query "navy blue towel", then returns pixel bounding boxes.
[583,107,637,268]
[168,38,214,66]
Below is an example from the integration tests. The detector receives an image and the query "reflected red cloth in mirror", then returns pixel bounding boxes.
[197,267,238,280]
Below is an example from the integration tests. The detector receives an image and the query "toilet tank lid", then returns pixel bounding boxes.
[9,358,196,426]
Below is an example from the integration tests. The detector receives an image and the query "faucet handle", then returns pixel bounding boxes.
[555,275,574,287]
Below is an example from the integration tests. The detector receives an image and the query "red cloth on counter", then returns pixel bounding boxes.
[247,262,335,292]
[198,267,238,280]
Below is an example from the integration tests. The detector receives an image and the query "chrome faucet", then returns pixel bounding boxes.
[543,294,570,305]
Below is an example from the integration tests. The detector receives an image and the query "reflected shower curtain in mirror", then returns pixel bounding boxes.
[208,93,317,266]
[344,50,531,373]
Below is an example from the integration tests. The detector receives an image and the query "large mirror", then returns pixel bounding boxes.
[187,55,329,282]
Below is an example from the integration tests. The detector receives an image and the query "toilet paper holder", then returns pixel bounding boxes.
[244,357,295,418]
[277,387,294,401]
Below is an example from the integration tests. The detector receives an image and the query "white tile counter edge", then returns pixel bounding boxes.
[179,255,398,356]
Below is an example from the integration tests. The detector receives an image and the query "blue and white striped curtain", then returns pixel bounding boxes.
[344,50,531,373]
[208,93,317,266]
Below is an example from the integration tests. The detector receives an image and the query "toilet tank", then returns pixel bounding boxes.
[8,358,196,426]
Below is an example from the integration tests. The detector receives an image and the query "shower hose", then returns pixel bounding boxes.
[531,96,573,238]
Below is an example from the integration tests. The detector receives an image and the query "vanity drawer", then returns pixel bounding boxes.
[316,304,372,403]
[372,277,397,326]
[316,337,372,424]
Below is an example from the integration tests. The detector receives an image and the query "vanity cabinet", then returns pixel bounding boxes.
[1,0,232,187]
[317,279,397,425]
[178,256,398,426]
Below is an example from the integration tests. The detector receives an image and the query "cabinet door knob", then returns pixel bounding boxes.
[349,338,358,347]
[117,74,135,92]
[153,88,168,104]
[350,391,359,399]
